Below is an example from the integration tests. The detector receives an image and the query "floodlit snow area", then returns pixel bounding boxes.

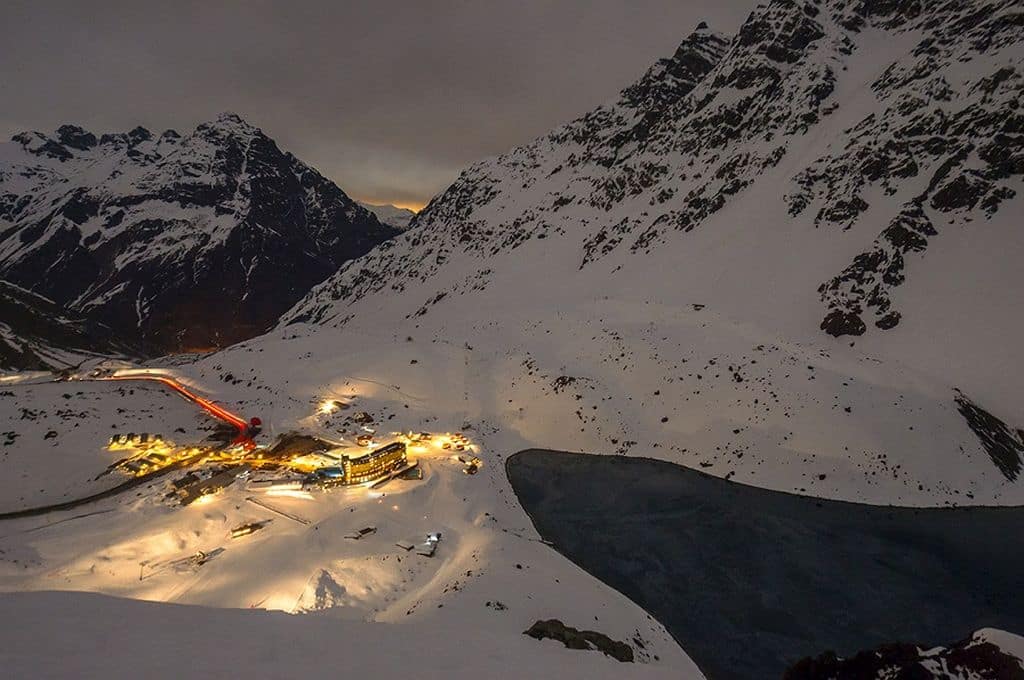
[1,280,1017,676]
[0,380,206,508]
[0,360,697,678]
[269,278,1024,507]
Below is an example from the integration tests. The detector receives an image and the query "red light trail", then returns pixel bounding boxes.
[105,374,252,439]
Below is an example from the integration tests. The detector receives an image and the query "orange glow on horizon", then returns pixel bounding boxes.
[357,198,425,213]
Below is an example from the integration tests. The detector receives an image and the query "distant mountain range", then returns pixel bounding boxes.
[0,112,398,368]
[358,201,417,231]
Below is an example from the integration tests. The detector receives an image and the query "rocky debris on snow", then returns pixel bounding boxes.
[523,619,634,662]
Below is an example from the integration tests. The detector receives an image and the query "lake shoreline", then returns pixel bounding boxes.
[506,449,1024,680]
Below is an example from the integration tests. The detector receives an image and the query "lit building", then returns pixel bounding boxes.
[308,442,407,486]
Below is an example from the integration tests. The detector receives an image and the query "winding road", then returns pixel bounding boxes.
[0,372,253,520]
[104,373,251,435]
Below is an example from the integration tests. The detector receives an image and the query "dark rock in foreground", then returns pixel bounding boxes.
[785,631,1024,680]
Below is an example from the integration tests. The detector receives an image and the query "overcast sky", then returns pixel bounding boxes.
[1,1,754,210]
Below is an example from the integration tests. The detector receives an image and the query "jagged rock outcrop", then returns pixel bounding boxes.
[955,390,1024,482]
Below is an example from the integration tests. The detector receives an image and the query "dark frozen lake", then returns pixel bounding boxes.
[507,449,1024,680]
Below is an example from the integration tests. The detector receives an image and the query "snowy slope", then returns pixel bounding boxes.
[0,113,398,358]
[276,0,1023,504]
[291,2,1022,405]
[359,201,417,230]
[0,590,700,680]
[0,368,696,678]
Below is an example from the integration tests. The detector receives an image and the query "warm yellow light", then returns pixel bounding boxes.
[266,489,314,500]
[357,198,424,213]
[318,400,338,415]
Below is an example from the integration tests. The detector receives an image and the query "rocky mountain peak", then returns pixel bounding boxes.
[198,111,260,139]
[0,113,399,361]
[126,125,152,144]
[619,25,730,115]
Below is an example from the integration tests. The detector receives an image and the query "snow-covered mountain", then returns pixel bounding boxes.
[358,201,417,230]
[0,113,398,358]
[290,1,1022,392]
[1,2,1022,677]
[279,0,1023,505]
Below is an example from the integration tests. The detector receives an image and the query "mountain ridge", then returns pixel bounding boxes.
[285,0,1022,407]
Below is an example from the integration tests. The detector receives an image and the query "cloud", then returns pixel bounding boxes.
[0,0,755,206]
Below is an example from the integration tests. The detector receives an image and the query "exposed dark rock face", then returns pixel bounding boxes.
[785,633,1024,680]
[818,204,935,335]
[955,390,1023,481]
[523,619,634,662]
[821,310,867,337]
[54,125,97,151]
[0,112,397,359]
[793,4,1023,334]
